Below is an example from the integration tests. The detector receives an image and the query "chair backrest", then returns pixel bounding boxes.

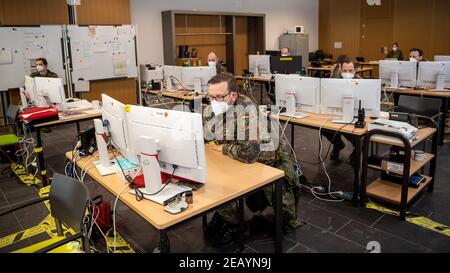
[397,96,442,118]
[5,105,20,124]
[49,173,90,233]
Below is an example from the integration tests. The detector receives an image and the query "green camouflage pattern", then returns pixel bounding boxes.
[30,70,58,78]
[204,94,303,229]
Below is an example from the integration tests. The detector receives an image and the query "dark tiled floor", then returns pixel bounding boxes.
[1,96,450,253]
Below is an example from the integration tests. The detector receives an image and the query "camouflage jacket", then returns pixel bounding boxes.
[30,70,58,78]
[204,94,303,228]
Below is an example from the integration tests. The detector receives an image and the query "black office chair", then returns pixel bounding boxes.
[0,173,91,253]
[397,96,442,121]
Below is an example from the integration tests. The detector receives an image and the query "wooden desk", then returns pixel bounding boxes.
[144,90,206,112]
[385,87,450,145]
[66,146,285,253]
[275,112,370,206]
[307,66,374,78]
[28,110,102,186]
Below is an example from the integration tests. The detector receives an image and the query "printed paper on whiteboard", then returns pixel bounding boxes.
[0,48,13,65]
[24,48,44,60]
[116,25,133,40]
[113,52,128,76]
[92,39,108,53]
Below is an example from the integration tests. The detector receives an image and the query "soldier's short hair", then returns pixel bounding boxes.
[36,58,48,65]
[207,73,237,93]
[410,48,423,57]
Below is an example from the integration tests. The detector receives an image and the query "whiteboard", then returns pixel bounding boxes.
[0,26,66,91]
[68,25,138,81]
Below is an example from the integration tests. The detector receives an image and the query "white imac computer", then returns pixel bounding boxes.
[181,66,216,93]
[125,105,207,200]
[379,60,417,88]
[163,65,183,91]
[434,56,450,62]
[23,76,39,107]
[34,77,66,109]
[248,55,271,77]
[417,61,450,91]
[275,74,321,117]
[321,79,381,123]
[101,94,135,161]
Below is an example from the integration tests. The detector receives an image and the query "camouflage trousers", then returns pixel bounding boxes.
[217,178,303,229]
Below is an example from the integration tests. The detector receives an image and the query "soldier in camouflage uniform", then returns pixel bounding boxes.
[203,73,304,246]
[30,58,58,78]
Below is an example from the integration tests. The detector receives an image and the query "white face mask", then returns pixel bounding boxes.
[208,61,216,67]
[36,65,45,73]
[211,100,230,116]
[341,72,355,79]
[409,57,418,62]
[392,47,398,52]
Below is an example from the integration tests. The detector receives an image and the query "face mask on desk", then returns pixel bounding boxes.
[342,72,355,79]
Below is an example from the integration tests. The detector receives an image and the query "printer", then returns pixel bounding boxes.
[140,64,164,91]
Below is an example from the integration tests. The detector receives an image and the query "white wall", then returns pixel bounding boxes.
[131,0,319,65]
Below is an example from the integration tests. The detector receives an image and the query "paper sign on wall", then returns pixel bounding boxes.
[334,42,342,49]
[0,48,13,65]
[113,52,128,75]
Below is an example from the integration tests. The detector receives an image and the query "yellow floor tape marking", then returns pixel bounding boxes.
[366,202,450,238]
[1,183,135,253]
[407,217,450,237]
[105,230,135,253]
[11,163,42,186]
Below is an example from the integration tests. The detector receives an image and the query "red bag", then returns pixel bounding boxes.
[18,106,59,124]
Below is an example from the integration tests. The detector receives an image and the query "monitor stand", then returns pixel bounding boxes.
[129,136,190,205]
[93,119,116,176]
[332,97,355,124]
[389,73,399,89]
[433,74,446,91]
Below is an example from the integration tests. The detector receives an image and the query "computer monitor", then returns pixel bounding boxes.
[248,55,271,75]
[34,77,66,107]
[321,79,381,119]
[101,94,136,164]
[379,60,417,88]
[270,56,302,75]
[181,66,216,92]
[24,76,40,106]
[266,50,281,57]
[434,56,450,62]
[417,61,450,90]
[125,105,207,184]
[275,74,321,114]
[163,65,183,90]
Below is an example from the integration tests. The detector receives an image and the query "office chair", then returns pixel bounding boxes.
[0,173,91,253]
[0,105,21,168]
[397,96,442,121]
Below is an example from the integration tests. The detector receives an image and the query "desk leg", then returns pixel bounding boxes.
[274,179,283,253]
[202,215,208,233]
[238,198,245,251]
[440,98,448,146]
[290,123,295,150]
[159,230,170,253]
[353,136,362,207]
[260,83,264,105]
[35,127,48,186]
[76,122,81,132]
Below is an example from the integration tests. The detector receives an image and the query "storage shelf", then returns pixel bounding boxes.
[367,175,432,204]
[368,153,435,175]
[369,127,437,148]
